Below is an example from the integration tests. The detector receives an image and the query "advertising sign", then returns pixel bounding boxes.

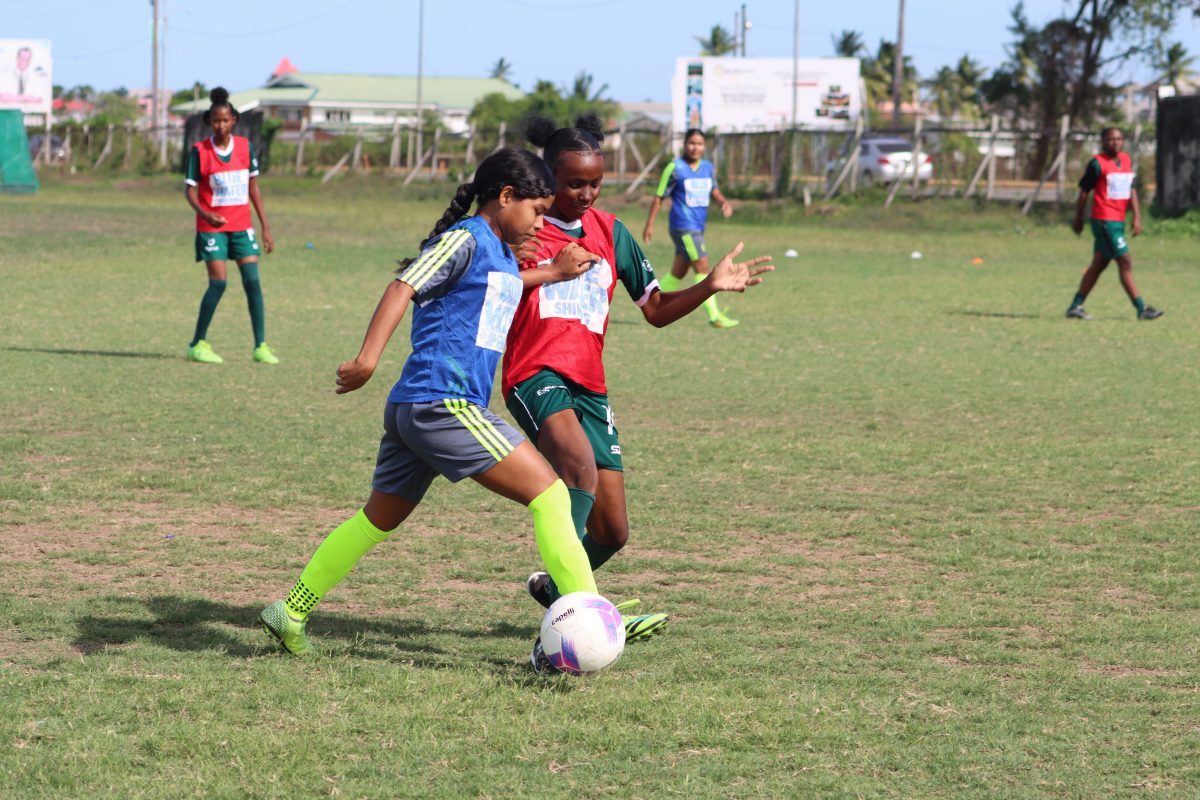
[672,57,860,133]
[0,40,53,118]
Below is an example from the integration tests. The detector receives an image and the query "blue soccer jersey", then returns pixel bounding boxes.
[656,157,717,231]
[388,215,523,407]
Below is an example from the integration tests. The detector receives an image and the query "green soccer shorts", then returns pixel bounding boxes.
[195,229,261,262]
[506,369,623,471]
[1090,219,1129,259]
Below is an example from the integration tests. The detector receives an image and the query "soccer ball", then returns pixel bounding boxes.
[540,592,626,675]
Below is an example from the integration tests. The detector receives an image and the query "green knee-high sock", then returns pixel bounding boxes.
[190,279,227,347]
[695,273,720,322]
[284,509,391,619]
[581,534,622,572]
[238,261,266,347]
[544,487,598,602]
[529,480,596,596]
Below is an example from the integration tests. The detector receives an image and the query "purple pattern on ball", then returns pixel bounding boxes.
[583,598,624,647]
[549,639,582,674]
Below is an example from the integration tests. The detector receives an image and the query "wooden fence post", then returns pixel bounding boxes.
[986,114,999,200]
[1054,114,1069,202]
[123,124,134,170]
[351,133,364,174]
[295,118,309,176]
[910,114,924,200]
[388,115,401,169]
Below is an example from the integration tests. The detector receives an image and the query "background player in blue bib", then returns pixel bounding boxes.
[643,128,738,328]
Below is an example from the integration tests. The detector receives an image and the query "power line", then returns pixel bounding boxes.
[61,38,148,61]
[169,0,360,39]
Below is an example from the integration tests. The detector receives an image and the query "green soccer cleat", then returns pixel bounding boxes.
[623,612,669,642]
[259,600,313,655]
[709,310,739,329]
[613,598,668,642]
[253,343,280,364]
[186,340,224,364]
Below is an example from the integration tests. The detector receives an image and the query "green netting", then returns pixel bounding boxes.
[0,109,39,194]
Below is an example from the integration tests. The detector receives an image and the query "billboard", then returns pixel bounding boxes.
[0,40,52,118]
[672,57,861,133]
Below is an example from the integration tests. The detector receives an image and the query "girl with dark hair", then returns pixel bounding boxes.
[642,128,737,328]
[505,114,772,641]
[184,87,278,364]
[259,148,599,665]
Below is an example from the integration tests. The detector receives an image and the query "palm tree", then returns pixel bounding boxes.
[490,57,514,83]
[696,25,737,56]
[831,30,865,59]
[1154,42,1198,91]
[567,72,609,104]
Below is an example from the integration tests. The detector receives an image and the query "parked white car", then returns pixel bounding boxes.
[828,136,933,187]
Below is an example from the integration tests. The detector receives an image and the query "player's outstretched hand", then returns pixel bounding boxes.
[642,225,654,245]
[261,227,275,254]
[547,242,599,282]
[707,242,773,293]
[336,358,375,394]
[1071,218,1084,236]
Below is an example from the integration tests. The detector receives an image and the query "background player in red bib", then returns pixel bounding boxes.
[506,114,772,640]
[184,87,279,364]
[1066,127,1162,321]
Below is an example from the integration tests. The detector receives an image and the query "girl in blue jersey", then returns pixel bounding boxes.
[642,128,737,328]
[259,148,598,661]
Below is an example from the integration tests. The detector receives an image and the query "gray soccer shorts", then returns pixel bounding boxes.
[668,229,707,261]
[371,400,526,501]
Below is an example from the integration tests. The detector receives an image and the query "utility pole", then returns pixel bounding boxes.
[414,0,424,175]
[790,0,798,130]
[733,9,739,56]
[159,3,168,167]
[150,0,159,150]
[741,4,749,57]
[892,0,905,128]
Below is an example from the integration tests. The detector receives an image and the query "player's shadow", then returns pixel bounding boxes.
[73,595,536,670]
[4,346,176,360]
[948,310,1041,320]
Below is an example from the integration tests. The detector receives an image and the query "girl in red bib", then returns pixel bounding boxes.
[184,87,279,363]
[504,114,772,639]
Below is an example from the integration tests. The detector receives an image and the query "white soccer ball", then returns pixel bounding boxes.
[540,592,626,675]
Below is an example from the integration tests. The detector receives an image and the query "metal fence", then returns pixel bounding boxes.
[29,115,1154,213]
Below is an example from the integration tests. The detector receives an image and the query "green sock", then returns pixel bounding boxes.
[190,279,226,347]
[581,534,622,571]
[238,261,266,347]
[659,273,682,292]
[696,273,720,322]
[1133,296,1146,313]
[284,509,391,619]
[529,480,595,596]
[1071,293,1086,309]
[567,487,595,540]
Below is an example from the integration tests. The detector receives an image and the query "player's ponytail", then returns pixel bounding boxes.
[523,112,605,170]
[398,147,554,269]
[203,86,240,125]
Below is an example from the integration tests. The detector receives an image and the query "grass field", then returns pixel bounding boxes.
[2,175,1198,799]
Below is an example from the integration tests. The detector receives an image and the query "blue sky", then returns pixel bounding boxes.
[9,0,1200,101]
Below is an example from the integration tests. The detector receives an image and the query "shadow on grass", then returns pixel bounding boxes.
[4,346,176,360]
[948,310,1041,320]
[73,595,538,670]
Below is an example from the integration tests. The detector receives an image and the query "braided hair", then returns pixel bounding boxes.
[523,112,605,171]
[203,86,239,125]
[399,147,555,269]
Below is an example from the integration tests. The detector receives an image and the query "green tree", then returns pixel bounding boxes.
[1153,41,1197,89]
[170,82,207,108]
[862,40,918,124]
[90,92,140,126]
[696,25,736,56]
[924,56,984,122]
[831,30,865,59]
[489,58,514,83]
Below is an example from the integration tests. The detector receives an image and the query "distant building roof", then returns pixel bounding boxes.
[170,69,522,115]
[272,56,298,78]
